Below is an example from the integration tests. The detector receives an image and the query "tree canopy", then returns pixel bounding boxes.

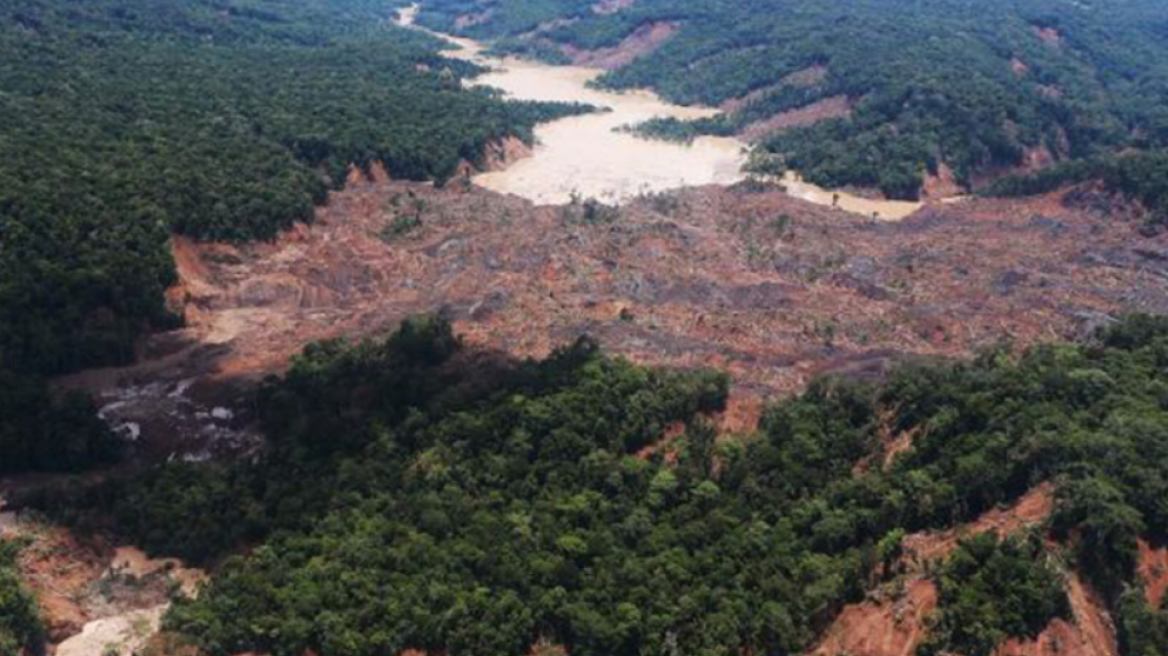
[45,315,1168,656]
[419,0,1168,199]
[0,0,587,474]
[0,540,45,656]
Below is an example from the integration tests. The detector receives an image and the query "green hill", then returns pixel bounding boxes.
[418,0,1168,199]
[41,315,1168,656]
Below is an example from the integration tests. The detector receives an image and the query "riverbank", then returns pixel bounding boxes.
[398,4,936,218]
[400,6,747,204]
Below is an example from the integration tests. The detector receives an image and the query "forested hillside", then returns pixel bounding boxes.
[39,315,1168,656]
[418,0,1168,199]
[0,0,585,474]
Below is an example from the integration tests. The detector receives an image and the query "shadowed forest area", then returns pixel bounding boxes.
[10,315,1163,656]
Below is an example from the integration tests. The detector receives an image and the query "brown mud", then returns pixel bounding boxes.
[1,508,204,654]
[40,173,1168,466]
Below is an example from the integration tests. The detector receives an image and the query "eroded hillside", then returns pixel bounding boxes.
[57,168,1168,461]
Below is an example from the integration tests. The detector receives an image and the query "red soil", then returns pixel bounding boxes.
[14,524,108,642]
[901,484,1055,567]
[810,486,1058,656]
[921,163,963,199]
[1034,26,1064,48]
[1139,539,1168,609]
[56,175,1168,461]
[563,21,679,69]
[740,95,852,142]
[808,579,938,656]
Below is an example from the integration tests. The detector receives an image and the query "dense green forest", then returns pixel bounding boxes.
[920,533,1069,656]
[0,540,44,656]
[0,370,118,476]
[40,315,1168,656]
[0,0,586,474]
[419,0,1168,199]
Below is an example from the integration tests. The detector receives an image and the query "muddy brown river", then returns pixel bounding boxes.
[398,5,924,218]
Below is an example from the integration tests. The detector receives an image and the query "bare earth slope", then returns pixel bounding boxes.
[56,172,1168,460]
[812,484,1121,656]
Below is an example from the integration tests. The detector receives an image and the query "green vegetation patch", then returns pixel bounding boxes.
[1116,586,1168,656]
[0,540,45,656]
[920,533,1069,656]
[984,150,1168,233]
[421,0,1168,199]
[39,315,1168,656]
